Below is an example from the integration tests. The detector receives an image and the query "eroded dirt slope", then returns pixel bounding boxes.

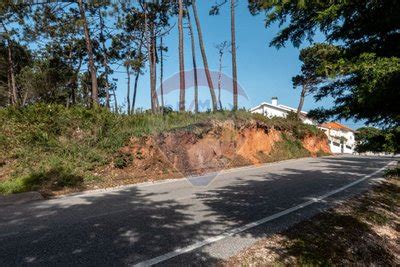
[101,120,330,186]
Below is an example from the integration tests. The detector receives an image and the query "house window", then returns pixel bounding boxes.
[333,141,340,147]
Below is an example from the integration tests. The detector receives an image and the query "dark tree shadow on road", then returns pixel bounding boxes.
[251,176,400,266]
[0,156,394,265]
[0,187,222,265]
[192,156,397,265]
[196,156,386,224]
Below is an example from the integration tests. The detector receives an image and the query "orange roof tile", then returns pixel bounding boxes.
[319,122,354,132]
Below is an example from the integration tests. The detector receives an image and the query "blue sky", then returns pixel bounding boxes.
[109,1,363,129]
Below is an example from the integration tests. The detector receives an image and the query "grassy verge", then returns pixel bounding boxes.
[226,165,400,266]
[267,133,311,161]
[0,104,323,195]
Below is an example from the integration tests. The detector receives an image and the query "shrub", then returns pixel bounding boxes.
[269,134,311,161]
[384,167,400,178]
[0,166,84,194]
[114,152,134,169]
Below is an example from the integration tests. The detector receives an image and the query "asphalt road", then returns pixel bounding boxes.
[0,155,395,266]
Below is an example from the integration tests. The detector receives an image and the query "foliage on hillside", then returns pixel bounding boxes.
[355,127,400,153]
[0,104,324,195]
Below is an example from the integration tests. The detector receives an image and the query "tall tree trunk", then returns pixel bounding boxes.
[66,49,73,108]
[297,84,307,118]
[7,67,12,106]
[159,36,165,113]
[192,0,218,111]
[85,83,90,108]
[99,10,110,110]
[150,23,159,113]
[104,63,111,110]
[22,91,28,106]
[132,71,140,114]
[144,3,158,114]
[77,0,99,107]
[1,22,17,106]
[231,0,238,111]
[71,58,82,106]
[126,65,131,115]
[178,0,185,111]
[132,33,144,114]
[6,40,17,106]
[186,6,199,113]
[218,52,223,110]
[113,87,118,113]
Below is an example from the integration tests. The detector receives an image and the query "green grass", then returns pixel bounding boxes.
[0,165,84,194]
[0,104,323,194]
[267,133,311,161]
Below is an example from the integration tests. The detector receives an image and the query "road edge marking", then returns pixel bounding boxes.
[133,161,395,266]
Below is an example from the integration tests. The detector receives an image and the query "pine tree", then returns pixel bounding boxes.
[77,0,99,107]
[215,41,231,110]
[185,4,199,113]
[178,0,185,111]
[0,1,27,106]
[192,0,218,111]
[230,0,238,110]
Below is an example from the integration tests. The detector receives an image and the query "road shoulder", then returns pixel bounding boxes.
[225,165,400,266]
[0,191,43,207]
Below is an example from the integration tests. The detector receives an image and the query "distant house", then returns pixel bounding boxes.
[318,122,356,154]
[250,97,315,125]
[251,97,357,154]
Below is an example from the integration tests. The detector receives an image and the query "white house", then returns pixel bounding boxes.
[250,97,357,154]
[318,122,356,154]
[250,97,316,125]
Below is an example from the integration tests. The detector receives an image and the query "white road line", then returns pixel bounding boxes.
[133,161,395,267]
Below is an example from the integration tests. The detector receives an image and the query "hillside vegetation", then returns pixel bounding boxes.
[0,104,328,195]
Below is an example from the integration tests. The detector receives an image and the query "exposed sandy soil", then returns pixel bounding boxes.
[94,120,330,189]
[302,134,331,155]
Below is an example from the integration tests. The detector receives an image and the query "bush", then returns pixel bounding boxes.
[0,166,84,194]
[384,167,400,178]
[269,134,311,161]
[114,152,134,169]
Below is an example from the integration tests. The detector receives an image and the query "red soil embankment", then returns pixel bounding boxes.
[103,121,331,184]
[302,135,331,155]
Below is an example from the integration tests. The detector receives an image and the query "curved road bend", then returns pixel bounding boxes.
[0,155,395,266]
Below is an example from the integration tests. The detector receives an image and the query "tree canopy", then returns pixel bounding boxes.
[355,126,400,153]
[250,0,400,127]
[0,1,182,112]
